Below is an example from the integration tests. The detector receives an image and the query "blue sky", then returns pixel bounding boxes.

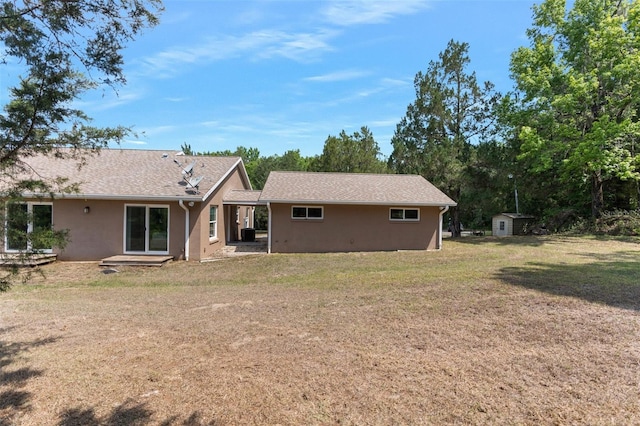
[83,0,538,158]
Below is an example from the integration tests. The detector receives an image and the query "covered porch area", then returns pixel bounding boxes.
[222,189,266,244]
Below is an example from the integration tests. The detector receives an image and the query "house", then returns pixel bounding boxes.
[2,149,253,262]
[492,213,535,236]
[2,150,457,261]
[259,171,457,253]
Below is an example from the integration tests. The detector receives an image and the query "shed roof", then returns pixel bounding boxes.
[10,148,251,202]
[259,171,456,206]
[495,213,535,219]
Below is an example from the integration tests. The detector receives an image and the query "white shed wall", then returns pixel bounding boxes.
[492,215,513,236]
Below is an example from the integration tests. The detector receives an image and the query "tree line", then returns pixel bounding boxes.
[181,125,387,189]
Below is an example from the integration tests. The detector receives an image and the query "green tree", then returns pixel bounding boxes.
[0,0,162,288]
[200,146,263,188]
[180,142,194,155]
[463,140,514,228]
[508,0,640,218]
[252,149,309,190]
[388,40,499,236]
[311,126,387,173]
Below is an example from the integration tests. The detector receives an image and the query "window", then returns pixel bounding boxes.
[5,202,53,252]
[209,206,218,239]
[389,208,420,221]
[499,221,505,231]
[291,206,323,220]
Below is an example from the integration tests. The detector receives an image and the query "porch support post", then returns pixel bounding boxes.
[267,202,272,254]
[179,200,190,261]
[438,205,449,250]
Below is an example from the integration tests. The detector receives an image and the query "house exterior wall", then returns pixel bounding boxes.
[50,199,186,261]
[269,203,440,253]
[192,166,249,261]
[53,199,124,260]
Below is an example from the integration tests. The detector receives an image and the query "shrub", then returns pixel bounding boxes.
[594,210,640,236]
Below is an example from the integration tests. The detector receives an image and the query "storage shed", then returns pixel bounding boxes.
[492,213,535,236]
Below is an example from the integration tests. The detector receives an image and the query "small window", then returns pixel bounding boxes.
[291,206,323,220]
[499,221,505,231]
[404,209,419,220]
[390,208,420,221]
[209,206,218,239]
[307,207,323,218]
[390,209,404,220]
[292,207,307,218]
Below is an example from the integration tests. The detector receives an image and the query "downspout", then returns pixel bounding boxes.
[179,200,190,261]
[438,205,450,250]
[267,202,272,254]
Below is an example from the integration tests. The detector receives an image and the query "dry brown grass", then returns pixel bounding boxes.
[1,236,640,425]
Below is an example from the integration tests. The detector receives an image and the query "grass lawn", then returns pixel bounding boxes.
[1,236,639,425]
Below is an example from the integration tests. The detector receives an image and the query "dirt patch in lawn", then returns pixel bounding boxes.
[1,236,640,425]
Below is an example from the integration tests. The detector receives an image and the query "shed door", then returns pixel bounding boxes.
[495,220,508,236]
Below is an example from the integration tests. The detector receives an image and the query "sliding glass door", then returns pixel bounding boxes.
[125,205,169,254]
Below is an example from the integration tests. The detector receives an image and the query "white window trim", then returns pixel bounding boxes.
[4,201,54,253]
[291,205,324,220]
[123,204,170,255]
[209,205,218,241]
[389,207,420,222]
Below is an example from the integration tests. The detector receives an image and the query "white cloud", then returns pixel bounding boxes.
[321,0,431,26]
[136,29,338,79]
[369,118,399,127]
[380,77,412,87]
[255,29,337,62]
[137,125,180,137]
[165,97,189,103]
[200,120,219,128]
[76,88,145,113]
[304,69,370,82]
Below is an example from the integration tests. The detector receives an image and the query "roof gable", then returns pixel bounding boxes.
[259,171,456,206]
[13,149,252,201]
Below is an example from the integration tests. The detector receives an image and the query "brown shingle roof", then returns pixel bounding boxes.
[259,171,456,206]
[13,149,250,201]
[223,189,263,204]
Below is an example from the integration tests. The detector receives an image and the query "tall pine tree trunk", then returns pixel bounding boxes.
[591,170,604,219]
[450,187,462,237]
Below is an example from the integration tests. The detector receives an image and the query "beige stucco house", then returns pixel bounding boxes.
[3,149,253,261]
[3,150,457,261]
[259,171,457,253]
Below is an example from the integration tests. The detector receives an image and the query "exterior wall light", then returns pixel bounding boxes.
[84,206,90,214]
